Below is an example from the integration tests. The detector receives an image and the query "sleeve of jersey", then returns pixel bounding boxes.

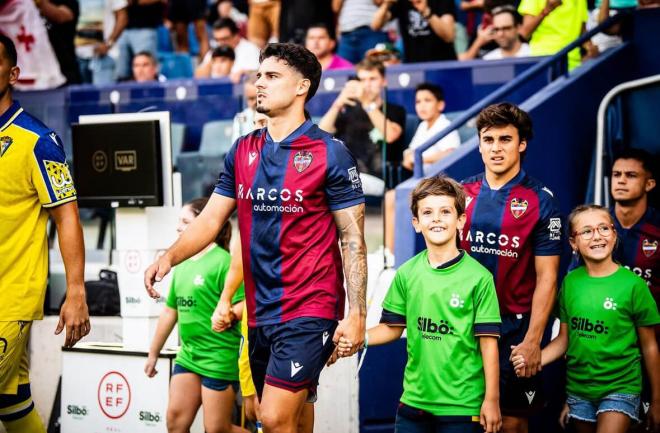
[31,133,77,207]
[231,282,246,304]
[380,308,406,325]
[213,140,238,198]
[533,188,563,256]
[473,274,502,338]
[324,138,365,211]
[382,271,407,317]
[518,0,543,17]
[631,278,660,327]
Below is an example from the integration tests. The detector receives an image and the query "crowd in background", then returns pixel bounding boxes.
[1,0,656,88]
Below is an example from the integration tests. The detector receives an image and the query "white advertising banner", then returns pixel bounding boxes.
[116,249,173,318]
[61,343,176,433]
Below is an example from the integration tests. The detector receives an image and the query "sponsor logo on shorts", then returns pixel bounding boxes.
[417,317,454,341]
[525,391,536,404]
[322,331,329,346]
[642,239,657,257]
[293,151,313,173]
[510,198,528,219]
[570,317,609,340]
[291,361,304,378]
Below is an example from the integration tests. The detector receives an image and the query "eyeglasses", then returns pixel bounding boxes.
[571,224,615,240]
[493,25,515,33]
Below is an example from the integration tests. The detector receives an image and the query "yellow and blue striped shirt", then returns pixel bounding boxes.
[0,101,77,321]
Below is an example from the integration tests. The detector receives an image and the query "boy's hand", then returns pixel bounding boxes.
[558,402,570,429]
[336,336,356,357]
[511,354,526,377]
[211,299,234,332]
[480,399,502,432]
[144,355,158,377]
[326,346,340,366]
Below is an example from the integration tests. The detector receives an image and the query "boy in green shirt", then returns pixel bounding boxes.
[339,176,502,433]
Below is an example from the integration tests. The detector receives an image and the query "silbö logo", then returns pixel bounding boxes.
[570,317,609,340]
[417,317,455,341]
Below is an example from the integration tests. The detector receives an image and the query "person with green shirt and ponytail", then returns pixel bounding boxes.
[144,197,248,433]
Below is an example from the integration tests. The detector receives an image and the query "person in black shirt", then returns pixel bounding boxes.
[319,59,406,196]
[38,0,82,84]
[116,0,164,81]
[373,0,457,62]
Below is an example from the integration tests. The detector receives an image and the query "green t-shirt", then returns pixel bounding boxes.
[166,245,245,380]
[382,251,501,416]
[518,0,588,70]
[559,266,660,400]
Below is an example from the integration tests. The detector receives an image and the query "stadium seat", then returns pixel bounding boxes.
[170,122,186,165]
[198,120,235,157]
[157,26,173,53]
[158,52,193,79]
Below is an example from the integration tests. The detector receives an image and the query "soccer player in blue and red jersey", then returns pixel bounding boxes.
[610,148,659,427]
[460,103,562,433]
[145,43,368,433]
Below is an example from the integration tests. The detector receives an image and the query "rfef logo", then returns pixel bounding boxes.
[98,371,131,419]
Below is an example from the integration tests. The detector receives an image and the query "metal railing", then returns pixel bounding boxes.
[594,73,660,205]
[413,12,630,177]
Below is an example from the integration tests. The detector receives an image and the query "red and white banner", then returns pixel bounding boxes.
[0,0,66,89]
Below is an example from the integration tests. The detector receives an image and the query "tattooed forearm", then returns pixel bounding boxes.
[333,204,368,316]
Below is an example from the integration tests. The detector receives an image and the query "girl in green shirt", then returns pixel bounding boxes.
[513,204,660,433]
[145,197,248,433]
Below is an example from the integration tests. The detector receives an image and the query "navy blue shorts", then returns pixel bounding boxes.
[172,363,239,393]
[248,317,338,402]
[498,314,552,417]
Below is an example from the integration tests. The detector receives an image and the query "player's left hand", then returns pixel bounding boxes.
[480,398,502,432]
[56,290,91,348]
[648,400,660,432]
[510,341,542,377]
[333,311,365,357]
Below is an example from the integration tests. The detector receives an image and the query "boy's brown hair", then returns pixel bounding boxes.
[355,58,386,77]
[410,175,466,218]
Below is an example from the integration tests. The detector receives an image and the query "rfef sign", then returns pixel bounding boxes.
[98,371,131,419]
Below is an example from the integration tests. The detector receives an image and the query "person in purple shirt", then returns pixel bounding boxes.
[305,23,353,71]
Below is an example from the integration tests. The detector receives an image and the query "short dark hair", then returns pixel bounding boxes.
[213,17,239,35]
[356,58,385,77]
[491,5,523,25]
[186,197,232,251]
[212,45,235,61]
[133,51,158,65]
[613,148,656,179]
[306,23,335,40]
[0,33,17,67]
[259,43,321,102]
[410,175,466,218]
[416,83,445,102]
[476,102,533,144]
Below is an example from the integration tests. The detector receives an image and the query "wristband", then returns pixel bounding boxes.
[364,332,369,348]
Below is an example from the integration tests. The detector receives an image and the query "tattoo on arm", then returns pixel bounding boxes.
[333,204,368,316]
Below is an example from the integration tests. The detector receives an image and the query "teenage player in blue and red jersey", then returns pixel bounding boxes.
[609,148,659,429]
[460,103,562,433]
[145,43,368,433]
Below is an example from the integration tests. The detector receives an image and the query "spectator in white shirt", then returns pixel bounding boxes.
[384,82,460,258]
[195,18,260,81]
[459,6,530,60]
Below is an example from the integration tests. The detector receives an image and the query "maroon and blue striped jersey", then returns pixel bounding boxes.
[214,120,365,327]
[612,207,659,305]
[460,171,563,315]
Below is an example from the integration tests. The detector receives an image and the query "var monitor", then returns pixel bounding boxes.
[72,120,163,208]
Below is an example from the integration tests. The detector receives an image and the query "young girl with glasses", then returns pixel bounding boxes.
[513,204,660,433]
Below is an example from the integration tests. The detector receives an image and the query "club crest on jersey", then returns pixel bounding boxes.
[293,151,313,173]
[642,239,657,257]
[0,136,12,157]
[510,198,528,219]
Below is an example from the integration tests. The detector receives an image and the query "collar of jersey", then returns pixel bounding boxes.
[482,169,526,191]
[424,249,466,273]
[0,101,22,132]
[264,119,313,147]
